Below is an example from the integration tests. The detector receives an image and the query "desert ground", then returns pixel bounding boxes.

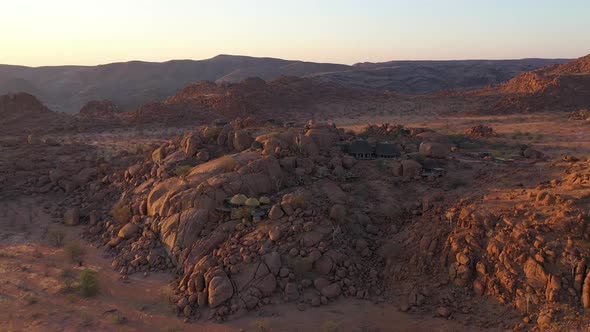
[2,105,590,332]
[2,55,590,332]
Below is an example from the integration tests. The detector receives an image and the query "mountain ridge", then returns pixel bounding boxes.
[0,55,571,113]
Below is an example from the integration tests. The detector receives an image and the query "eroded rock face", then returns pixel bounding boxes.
[181,132,202,157]
[147,178,187,216]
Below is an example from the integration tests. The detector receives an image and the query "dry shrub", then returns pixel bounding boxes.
[290,194,306,209]
[47,228,66,247]
[64,241,85,265]
[218,155,237,172]
[322,320,339,332]
[111,201,131,225]
[79,268,99,297]
[381,205,404,222]
[231,206,253,219]
[59,268,76,292]
[203,126,222,141]
[174,165,193,178]
[252,319,271,332]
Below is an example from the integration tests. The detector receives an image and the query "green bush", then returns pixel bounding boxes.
[412,152,427,164]
[79,268,99,297]
[447,133,469,146]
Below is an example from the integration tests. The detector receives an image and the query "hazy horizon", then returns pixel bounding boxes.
[0,53,579,68]
[2,0,589,67]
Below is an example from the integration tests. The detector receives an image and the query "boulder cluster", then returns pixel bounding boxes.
[385,157,590,328]
[84,119,459,320]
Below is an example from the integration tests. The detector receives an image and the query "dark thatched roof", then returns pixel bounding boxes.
[375,142,400,156]
[348,140,374,154]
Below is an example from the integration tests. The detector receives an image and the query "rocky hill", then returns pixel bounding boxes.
[123,76,374,125]
[79,100,120,118]
[0,92,71,135]
[483,54,590,113]
[0,55,568,113]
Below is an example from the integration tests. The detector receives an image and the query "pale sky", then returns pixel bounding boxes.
[1,0,589,67]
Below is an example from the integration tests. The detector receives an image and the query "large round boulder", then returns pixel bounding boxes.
[419,142,449,159]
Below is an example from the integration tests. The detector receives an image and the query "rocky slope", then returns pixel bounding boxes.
[479,54,590,113]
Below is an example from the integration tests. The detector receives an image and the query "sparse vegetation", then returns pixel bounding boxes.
[64,241,85,265]
[376,159,388,172]
[111,312,127,325]
[24,294,38,305]
[412,152,427,164]
[47,228,66,247]
[203,126,222,141]
[490,150,505,158]
[218,155,238,171]
[174,164,193,178]
[290,194,306,209]
[79,268,100,297]
[380,204,404,222]
[447,133,470,146]
[322,320,339,332]
[60,267,77,292]
[111,201,132,225]
[512,130,538,140]
[354,181,370,198]
[231,206,253,219]
[448,178,468,189]
[252,319,272,332]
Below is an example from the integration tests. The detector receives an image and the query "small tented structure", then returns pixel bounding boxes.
[375,142,400,158]
[348,140,374,159]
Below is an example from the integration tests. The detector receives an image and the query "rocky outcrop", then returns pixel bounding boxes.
[419,142,449,159]
[79,100,119,117]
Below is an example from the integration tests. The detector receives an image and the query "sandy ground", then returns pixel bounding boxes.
[337,112,590,157]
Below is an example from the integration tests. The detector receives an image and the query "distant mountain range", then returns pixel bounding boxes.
[0,55,570,113]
